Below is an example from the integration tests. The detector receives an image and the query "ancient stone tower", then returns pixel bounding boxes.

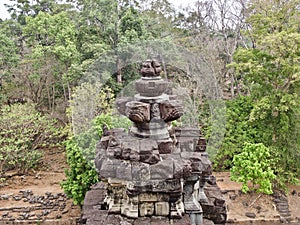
[81,60,226,225]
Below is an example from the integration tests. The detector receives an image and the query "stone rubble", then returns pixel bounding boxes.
[0,190,78,222]
[273,191,292,223]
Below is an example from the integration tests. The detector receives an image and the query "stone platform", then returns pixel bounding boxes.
[81,178,225,225]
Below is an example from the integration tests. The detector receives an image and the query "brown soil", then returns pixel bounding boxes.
[214,172,300,224]
[0,147,81,223]
[1,149,299,224]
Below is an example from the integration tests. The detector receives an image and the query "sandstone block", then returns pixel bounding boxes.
[139,202,154,216]
[155,202,170,216]
[150,160,174,180]
[131,162,150,181]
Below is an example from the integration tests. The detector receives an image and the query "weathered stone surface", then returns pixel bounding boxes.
[160,100,184,122]
[109,128,128,138]
[139,139,158,153]
[140,150,160,165]
[126,101,151,123]
[157,139,174,154]
[108,136,120,147]
[94,150,106,172]
[135,79,168,97]
[138,193,157,202]
[99,159,117,178]
[139,202,154,216]
[169,154,190,177]
[116,97,133,116]
[83,59,226,225]
[106,214,122,224]
[140,59,161,77]
[83,209,107,223]
[107,146,121,158]
[83,189,106,209]
[150,216,170,225]
[116,161,132,181]
[214,197,225,206]
[121,197,139,219]
[133,217,151,225]
[171,214,191,225]
[121,139,139,155]
[177,139,195,152]
[155,202,169,216]
[203,218,215,225]
[245,212,256,218]
[131,162,150,181]
[150,160,174,180]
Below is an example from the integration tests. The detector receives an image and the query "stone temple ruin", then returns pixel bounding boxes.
[81,60,227,225]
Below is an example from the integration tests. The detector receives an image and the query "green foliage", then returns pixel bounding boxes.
[231,142,276,194]
[228,0,300,183]
[0,103,61,175]
[0,30,19,72]
[5,0,73,24]
[119,7,148,44]
[61,136,99,206]
[214,96,257,170]
[61,112,131,206]
[24,11,79,68]
[93,113,130,137]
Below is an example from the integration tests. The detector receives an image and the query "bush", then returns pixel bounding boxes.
[0,103,61,175]
[61,113,131,206]
[60,136,99,205]
[213,96,257,170]
[230,142,276,194]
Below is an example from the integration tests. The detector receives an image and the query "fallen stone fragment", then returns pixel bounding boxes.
[62,209,69,214]
[13,195,22,201]
[226,218,235,223]
[245,212,256,218]
[1,194,10,200]
[1,212,9,217]
[229,194,237,200]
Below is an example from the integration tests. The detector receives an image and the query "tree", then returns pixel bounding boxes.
[176,0,248,98]
[230,0,300,184]
[139,0,179,39]
[0,27,20,104]
[5,0,73,24]
[18,11,80,113]
[74,0,151,83]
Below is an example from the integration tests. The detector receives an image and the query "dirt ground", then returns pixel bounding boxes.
[0,147,81,223]
[0,148,299,224]
[215,172,300,224]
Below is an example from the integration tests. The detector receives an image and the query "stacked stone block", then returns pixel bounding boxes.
[82,59,226,225]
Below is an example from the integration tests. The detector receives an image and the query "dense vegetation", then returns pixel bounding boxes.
[0,0,299,203]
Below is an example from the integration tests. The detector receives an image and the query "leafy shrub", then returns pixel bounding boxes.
[230,142,276,194]
[61,113,131,206]
[60,136,99,206]
[213,96,257,170]
[0,103,60,175]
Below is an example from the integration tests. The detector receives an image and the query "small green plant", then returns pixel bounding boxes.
[230,142,276,194]
[0,103,61,175]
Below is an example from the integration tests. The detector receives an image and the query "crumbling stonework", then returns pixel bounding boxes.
[81,59,226,225]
